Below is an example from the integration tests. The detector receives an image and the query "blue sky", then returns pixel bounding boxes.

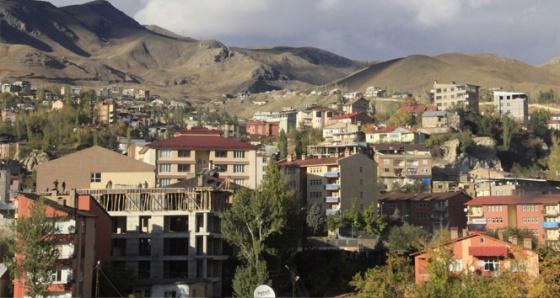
[47,0,560,65]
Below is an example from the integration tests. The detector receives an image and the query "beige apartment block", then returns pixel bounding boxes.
[374,143,432,191]
[278,152,377,215]
[146,127,260,188]
[433,81,480,113]
[493,91,529,122]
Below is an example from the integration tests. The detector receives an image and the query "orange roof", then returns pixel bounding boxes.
[277,157,341,167]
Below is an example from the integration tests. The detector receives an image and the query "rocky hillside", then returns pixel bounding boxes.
[0,0,365,98]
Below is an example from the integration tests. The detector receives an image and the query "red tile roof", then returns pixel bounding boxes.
[469,246,508,257]
[401,105,438,114]
[465,194,560,206]
[174,127,224,137]
[379,191,470,202]
[277,157,341,167]
[330,112,363,120]
[148,136,259,150]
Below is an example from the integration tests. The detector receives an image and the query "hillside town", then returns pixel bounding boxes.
[1,77,560,298]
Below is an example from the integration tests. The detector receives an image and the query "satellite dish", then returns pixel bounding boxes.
[254,284,275,298]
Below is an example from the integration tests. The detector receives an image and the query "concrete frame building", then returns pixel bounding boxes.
[433,81,480,113]
[493,91,529,122]
[374,144,432,191]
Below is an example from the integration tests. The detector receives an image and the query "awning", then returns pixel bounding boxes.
[469,246,508,257]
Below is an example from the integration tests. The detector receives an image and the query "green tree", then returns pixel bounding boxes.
[386,109,413,127]
[307,202,326,235]
[5,196,60,297]
[528,252,560,297]
[221,159,298,295]
[501,114,514,150]
[278,129,288,160]
[369,100,376,123]
[387,222,428,253]
[548,137,560,180]
[232,262,271,298]
[529,109,552,145]
[294,129,303,159]
[350,252,414,297]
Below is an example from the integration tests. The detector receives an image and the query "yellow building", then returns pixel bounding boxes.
[433,81,479,113]
[278,152,377,215]
[146,127,260,188]
[366,126,427,144]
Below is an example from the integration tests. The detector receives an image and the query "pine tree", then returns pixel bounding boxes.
[278,129,288,159]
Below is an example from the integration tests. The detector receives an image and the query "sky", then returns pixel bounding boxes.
[47,0,560,65]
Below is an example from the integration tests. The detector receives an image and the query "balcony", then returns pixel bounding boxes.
[325,209,341,215]
[324,172,340,178]
[325,184,340,190]
[325,196,340,203]
[467,210,484,217]
[543,209,559,217]
[433,205,448,212]
[542,222,560,228]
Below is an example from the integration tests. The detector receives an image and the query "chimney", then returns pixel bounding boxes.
[287,154,294,162]
[523,237,532,250]
[509,235,518,245]
[208,160,213,170]
[497,229,504,240]
[450,227,459,240]
[301,153,306,160]
[344,148,350,156]
[334,151,339,158]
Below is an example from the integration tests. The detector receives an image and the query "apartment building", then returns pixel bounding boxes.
[306,142,374,159]
[246,119,279,137]
[146,127,260,188]
[77,174,236,297]
[35,146,155,192]
[433,81,480,113]
[322,122,361,145]
[413,233,539,284]
[252,110,297,133]
[493,91,528,122]
[365,126,427,145]
[378,192,471,232]
[471,177,560,197]
[420,111,451,134]
[98,101,116,124]
[278,152,377,215]
[465,195,560,248]
[374,144,432,191]
[296,106,338,129]
[14,191,112,298]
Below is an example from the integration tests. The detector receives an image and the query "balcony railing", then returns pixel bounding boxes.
[325,209,341,215]
[467,210,484,217]
[324,172,340,178]
[325,184,340,190]
[542,222,560,228]
[543,210,559,217]
[325,196,340,203]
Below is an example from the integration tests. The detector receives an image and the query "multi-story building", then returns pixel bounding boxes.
[493,91,528,122]
[420,111,451,134]
[77,173,236,297]
[278,151,377,215]
[322,122,361,145]
[378,192,471,232]
[146,127,260,188]
[252,110,297,133]
[465,194,560,248]
[14,191,112,298]
[98,101,116,124]
[246,119,279,137]
[471,177,560,197]
[342,97,369,114]
[413,233,539,284]
[365,126,427,145]
[296,106,338,129]
[327,112,373,126]
[433,81,480,113]
[35,146,155,192]
[374,144,432,191]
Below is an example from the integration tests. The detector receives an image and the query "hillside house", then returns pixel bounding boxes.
[365,126,427,144]
[433,81,480,113]
[493,91,528,122]
[374,143,432,191]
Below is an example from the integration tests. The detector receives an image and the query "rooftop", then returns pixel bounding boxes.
[148,136,259,150]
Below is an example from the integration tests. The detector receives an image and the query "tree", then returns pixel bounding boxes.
[278,129,288,160]
[528,252,560,297]
[548,136,560,180]
[386,109,413,127]
[232,261,271,297]
[221,159,298,295]
[387,222,428,253]
[369,101,376,123]
[5,196,60,297]
[350,252,414,297]
[501,114,514,150]
[294,129,303,159]
[307,202,326,235]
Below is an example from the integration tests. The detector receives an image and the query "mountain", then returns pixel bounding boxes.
[0,0,365,98]
[329,53,560,100]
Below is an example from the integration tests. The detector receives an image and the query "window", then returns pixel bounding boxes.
[178,164,190,172]
[215,164,227,172]
[215,150,227,158]
[178,150,190,157]
[234,165,245,173]
[483,258,499,272]
[448,259,463,272]
[159,179,171,187]
[233,179,245,186]
[159,150,171,158]
[511,260,527,272]
[91,173,101,183]
[164,291,177,298]
[158,164,171,172]
[234,151,245,158]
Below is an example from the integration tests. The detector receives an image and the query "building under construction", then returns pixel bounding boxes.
[67,173,239,298]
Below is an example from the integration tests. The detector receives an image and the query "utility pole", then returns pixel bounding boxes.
[95,261,101,298]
